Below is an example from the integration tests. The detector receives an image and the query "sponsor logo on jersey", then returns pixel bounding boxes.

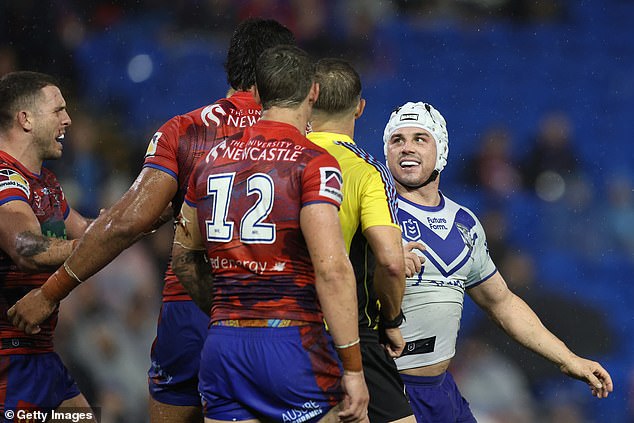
[145,132,162,157]
[281,401,323,423]
[272,262,286,271]
[0,169,30,197]
[201,103,226,127]
[319,167,343,204]
[205,139,228,163]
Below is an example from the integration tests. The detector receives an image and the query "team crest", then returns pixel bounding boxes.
[319,167,343,203]
[0,169,30,197]
[145,132,162,157]
[402,218,422,242]
[456,222,476,253]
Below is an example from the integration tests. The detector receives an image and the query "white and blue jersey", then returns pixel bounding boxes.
[395,192,497,371]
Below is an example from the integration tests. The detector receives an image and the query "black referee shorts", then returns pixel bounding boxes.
[361,338,413,422]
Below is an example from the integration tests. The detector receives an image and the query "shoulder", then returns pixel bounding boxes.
[0,165,31,199]
[442,194,484,231]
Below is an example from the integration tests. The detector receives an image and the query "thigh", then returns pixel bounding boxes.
[401,372,475,423]
[57,394,97,422]
[361,342,413,422]
[0,353,81,413]
[148,301,209,407]
[199,325,343,422]
[149,395,203,423]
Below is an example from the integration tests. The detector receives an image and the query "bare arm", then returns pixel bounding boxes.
[64,207,94,239]
[66,167,177,281]
[0,201,76,272]
[300,203,368,421]
[171,203,213,315]
[364,225,406,357]
[7,168,177,333]
[469,271,613,398]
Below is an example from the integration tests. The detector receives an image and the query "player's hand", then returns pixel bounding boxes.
[382,327,406,358]
[338,370,369,422]
[559,355,614,398]
[6,288,57,335]
[403,241,425,277]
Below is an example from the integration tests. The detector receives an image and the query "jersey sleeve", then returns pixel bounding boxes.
[465,213,497,288]
[0,167,30,206]
[359,160,400,231]
[142,115,182,180]
[302,152,343,208]
[184,165,199,207]
[60,186,70,219]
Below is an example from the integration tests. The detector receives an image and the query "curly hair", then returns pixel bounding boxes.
[225,18,295,91]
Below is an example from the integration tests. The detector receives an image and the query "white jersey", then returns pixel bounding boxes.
[395,192,496,370]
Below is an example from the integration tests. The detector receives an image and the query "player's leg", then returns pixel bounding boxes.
[0,353,92,418]
[148,301,208,423]
[149,395,203,423]
[360,340,415,422]
[57,393,97,422]
[401,371,476,423]
[200,324,344,422]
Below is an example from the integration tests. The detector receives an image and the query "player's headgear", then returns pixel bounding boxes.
[383,101,449,173]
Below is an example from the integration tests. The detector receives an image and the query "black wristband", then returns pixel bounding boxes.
[381,309,405,329]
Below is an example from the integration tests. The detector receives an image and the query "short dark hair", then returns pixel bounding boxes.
[313,58,362,115]
[225,18,295,91]
[256,45,315,110]
[0,71,59,132]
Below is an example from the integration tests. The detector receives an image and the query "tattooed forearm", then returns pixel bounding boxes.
[172,246,214,315]
[13,231,75,272]
[16,232,51,257]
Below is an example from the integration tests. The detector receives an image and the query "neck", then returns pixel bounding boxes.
[396,178,441,207]
[311,115,355,139]
[0,131,41,173]
[260,102,311,135]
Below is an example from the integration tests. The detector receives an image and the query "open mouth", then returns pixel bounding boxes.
[399,159,420,168]
[55,134,65,142]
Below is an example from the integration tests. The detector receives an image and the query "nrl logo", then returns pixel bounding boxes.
[402,218,421,242]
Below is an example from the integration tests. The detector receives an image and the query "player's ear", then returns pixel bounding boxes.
[308,82,319,105]
[252,85,261,105]
[355,99,366,120]
[17,110,33,132]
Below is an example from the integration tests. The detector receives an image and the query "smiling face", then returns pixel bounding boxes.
[30,85,71,160]
[386,126,438,190]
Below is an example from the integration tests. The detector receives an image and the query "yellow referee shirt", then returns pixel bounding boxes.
[308,131,400,331]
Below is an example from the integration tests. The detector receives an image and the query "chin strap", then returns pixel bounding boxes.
[398,170,439,190]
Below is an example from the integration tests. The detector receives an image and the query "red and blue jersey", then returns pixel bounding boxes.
[0,151,70,355]
[185,120,344,323]
[143,91,261,301]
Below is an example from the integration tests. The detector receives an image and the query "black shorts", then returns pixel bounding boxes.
[361,338,413,422]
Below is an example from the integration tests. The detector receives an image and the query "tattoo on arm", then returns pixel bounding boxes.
[15,232,51,257]
[172,248,214,315]
[13,231,75,271]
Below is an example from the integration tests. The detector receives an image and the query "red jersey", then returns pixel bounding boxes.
[0,151,70,354]
[185,120,344,323]
[143,91,261,301]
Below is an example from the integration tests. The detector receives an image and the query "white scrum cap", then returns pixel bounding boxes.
[383,101,449,173]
